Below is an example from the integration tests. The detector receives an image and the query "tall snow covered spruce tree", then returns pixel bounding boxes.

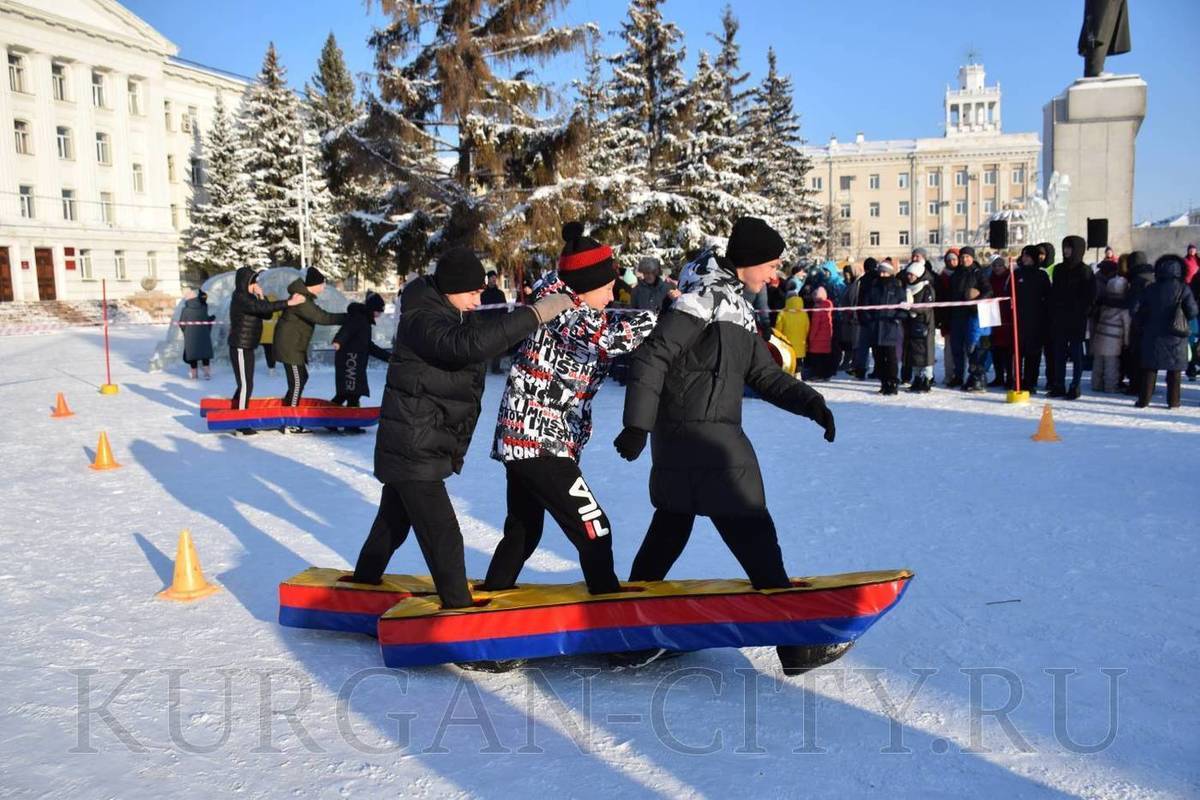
[328,0,595,275]
[240,43,341,271]
[183,93,267,277]
[743,48,820,260]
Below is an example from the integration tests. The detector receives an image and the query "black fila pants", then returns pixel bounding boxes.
[483,456,621,595]
[230,346,255,409]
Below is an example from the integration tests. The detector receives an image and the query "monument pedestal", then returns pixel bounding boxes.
[1042,74,1146,254]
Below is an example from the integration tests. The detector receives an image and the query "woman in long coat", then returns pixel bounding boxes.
[1133,255,1199,409]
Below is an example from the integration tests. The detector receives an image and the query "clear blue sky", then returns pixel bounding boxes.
[124,0,1199,222]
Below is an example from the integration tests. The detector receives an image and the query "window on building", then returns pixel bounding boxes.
[954,230,966,245]
[91,70,107,108]
[167,154,177,182]
[839,203,851,219]
[955,199,967,215]
[810,176,823,190]
[869,231,880,247]
[950,105,960,128]
[79,249,93,279]
[839,175,852,191]
[8,52,28,93]
[181,108,193,133]
[51,62,68,101]
[898,172,910,189]
[928,171,940,188]
[928,230,941,245]
[190,158,203,186]
[132,163,145,193]
[1012,166,1025,184]
[983,169,997,185]
[898,201,910,217]
[868,202,880,218]
[955,169,969,187]
[114,250,127,280]
[983,199,995,214]
[18,184,34,218]
[61,188,76,221]
[147,251,158,278]
[928,201,939,215]
[868,173,880,190]
[840,232,852,247]
[170,203,180,230]
[184,106,198,134]
[899,230,910,246]
[13,119,32,154]
[95,132,111,164]
[100,192,114,225]
[164,100,173,131]
[56,126,73,160]
[127,80,143,115]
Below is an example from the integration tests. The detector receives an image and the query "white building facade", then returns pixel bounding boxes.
[804,64,1041,263]
[0,0,249,302]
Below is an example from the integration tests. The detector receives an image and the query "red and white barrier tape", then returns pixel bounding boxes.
[0,297,1007,336]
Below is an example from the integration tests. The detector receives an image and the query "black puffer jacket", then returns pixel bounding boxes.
[903,274,936,368]
[1050,235,1097,339]
[948,260,992,320]
[374,276,539,484]
[1134,256,1199,371]
[228,267,290,349]
[862,275,906,347]
[1127,251,1155,309]
[333,302,392,398]
[1013,247,1051,347]
[624,252,824,517]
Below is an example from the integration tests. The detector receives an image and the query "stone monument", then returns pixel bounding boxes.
[1042,0,1144,254]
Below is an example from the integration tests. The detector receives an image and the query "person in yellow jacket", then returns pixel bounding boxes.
[773,294,809,372]
[259,296,281,375]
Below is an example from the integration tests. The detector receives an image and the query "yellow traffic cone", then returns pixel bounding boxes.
[1031,404,1061,442]
[157,529,219,602]
[51,392,74,418]
[89,431,121,470]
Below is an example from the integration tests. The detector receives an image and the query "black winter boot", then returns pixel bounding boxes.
[777,642,854,676]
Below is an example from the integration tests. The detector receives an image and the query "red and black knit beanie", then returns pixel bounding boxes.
[558,221,617,294]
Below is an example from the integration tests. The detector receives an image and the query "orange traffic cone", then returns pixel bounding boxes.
[1031,404,1061,442]
[157,529,219,602]
[51,392,74,418]
[89,431,121,470]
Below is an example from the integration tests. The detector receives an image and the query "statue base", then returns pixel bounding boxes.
[1042,73,1146,254]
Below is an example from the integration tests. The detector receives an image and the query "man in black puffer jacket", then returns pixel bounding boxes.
[614,216,838,675]
[1049,235,1097,399]
[345,247,573,609]
[227,267,303,430]
[1013,245,1051,394]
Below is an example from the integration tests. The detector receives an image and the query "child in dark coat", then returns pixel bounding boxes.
[864,260,906,394]
[180,290,215,380]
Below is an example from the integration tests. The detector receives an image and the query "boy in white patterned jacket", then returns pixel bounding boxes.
[482,222,658,595]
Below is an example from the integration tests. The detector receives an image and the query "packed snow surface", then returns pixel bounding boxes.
[1,326,1196,799]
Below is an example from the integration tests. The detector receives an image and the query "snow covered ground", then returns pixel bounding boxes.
[1,325,1197,799]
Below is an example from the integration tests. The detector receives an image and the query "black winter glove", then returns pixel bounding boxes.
[613,427,649,461]
[804,396,836,443]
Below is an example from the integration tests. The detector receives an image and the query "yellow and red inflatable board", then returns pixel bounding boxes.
[280,567,912,667]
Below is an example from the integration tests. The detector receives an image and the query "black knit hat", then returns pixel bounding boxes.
[364,292,385,314]
[726,216,785,268]
[864,257,878,273]
[558,221,617,294]
[304,267,326,287]
[434,247,486,294]
[959,246,976,260]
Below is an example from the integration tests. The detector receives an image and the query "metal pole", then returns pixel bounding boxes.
[99,278,117,394]
[298,138,308,270]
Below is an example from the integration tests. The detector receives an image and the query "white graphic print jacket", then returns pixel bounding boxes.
[493,272,657,463]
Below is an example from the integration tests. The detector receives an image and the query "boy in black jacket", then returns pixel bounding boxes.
[343,248,573,610]
[227,267,304,435]
[330,291,392,432]
[614,217,838,674]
